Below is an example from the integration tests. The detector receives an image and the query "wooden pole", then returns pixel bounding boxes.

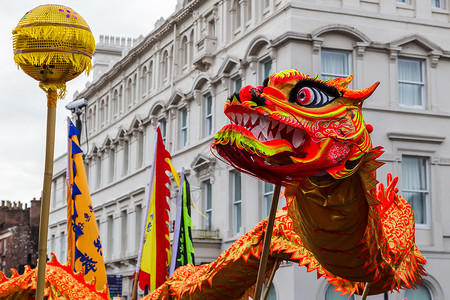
[253,185,281,300]
[131,271,139,300]
[361,282,372,300]
[36,90,58,300]
[262,259,281,300]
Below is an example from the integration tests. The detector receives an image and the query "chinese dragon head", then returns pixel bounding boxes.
[212,69,379,185]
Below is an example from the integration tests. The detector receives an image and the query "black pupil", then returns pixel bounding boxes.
[299,91,306,99]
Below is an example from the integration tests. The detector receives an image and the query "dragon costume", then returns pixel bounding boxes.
[146,69,426,299]
[0,254,108,299]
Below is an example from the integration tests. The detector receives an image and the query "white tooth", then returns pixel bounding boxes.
[275,128,282,139]
[243,114,250,125]
[251,114,258,125]
[278,123,286,132]
[270,120,278,131]
[251,126,260,137]
[258,131,267,142]
[285,125,294,135]
[236,113,243,125]
[228,112,235,123]
[292,129,305,148]
[259,118,270,131]
[267,129,275,140]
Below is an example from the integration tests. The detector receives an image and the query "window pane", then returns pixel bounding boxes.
[234,172,242,201]
[234,77,242,92]
[233,172,242,234]
[402,156,428,225]
[431,0,442,8]
[403,192,427,224]
[404,285,432,300]
[205,181,212,230]
[263,182,274,218]
[180,109,187,147]
[205,95,213,136]
[399,83,423,106]
[235,203,241,231]
[321,51,349,79]
[398,59,424,106]
[398,59,422,82]
[263,59,273,79]
[402,156,427,190]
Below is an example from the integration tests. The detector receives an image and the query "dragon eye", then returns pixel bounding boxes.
[295,86,335,107]
[297,87,314,105]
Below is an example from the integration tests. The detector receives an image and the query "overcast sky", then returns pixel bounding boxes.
[1,0,177,203]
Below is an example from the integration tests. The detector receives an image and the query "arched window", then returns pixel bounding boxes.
[189,31,194,63]
[162,50,169,80]
[324,285,355,300]
[119,86,123,114]
[141,66,148,98]
[148,61,153,91]
[181,36,188,68]
[126,78,133,107]
[104,96,109,124]
[233,0,241,31]
[133,73,137,104]
[112,89,118,118]
[92,104,97,133]
[99,99,106,126]
[404,285,433,300]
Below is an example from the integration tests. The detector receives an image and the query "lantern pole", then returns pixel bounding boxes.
[35,90,58,300]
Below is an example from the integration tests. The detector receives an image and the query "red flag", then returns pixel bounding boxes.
[135,126,173,292]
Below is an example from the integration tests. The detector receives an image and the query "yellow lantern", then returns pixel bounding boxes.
[12,4,95,99]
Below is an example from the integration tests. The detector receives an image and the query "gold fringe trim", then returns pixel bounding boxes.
[39,82,67,100]
[14,51,93,75]
[12,24,95,54]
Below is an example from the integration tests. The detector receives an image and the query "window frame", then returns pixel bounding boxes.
[204,94,213,137]
[179,108,188,149]
[233,76,242,93]
[432,0,445,9]
[401,155,431,229]
[261,58,273,82]
[232,171,242,235]
[397,57,426,109]
[203,180,212,230]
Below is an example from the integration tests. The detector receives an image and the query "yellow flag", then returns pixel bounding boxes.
[66,119,108,293]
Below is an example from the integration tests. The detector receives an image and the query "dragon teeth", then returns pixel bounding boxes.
[292,129,305,148]
[259,117,270,131]
[285,125,294,135]
[251,114,258,125]
[236,114,243,125]
[243,114,250,126]
[228,112,236,123]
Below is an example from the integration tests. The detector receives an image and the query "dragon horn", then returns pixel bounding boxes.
[343,81,380,102]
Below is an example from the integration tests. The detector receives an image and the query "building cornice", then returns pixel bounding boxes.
[78,0,203,100]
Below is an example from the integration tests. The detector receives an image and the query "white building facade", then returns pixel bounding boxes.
[49,0,450,299]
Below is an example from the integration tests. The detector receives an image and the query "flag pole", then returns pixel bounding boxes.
[361,282,372,300]
[36,90,58,300]
[253,185,281,300]
[131,128,159,300]
[262,259,281,300]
